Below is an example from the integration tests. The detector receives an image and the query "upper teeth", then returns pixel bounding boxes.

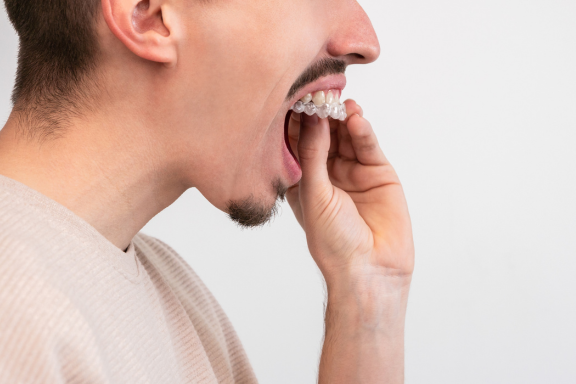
[300,93,312,103]
[291,90,347,120]
[326,91,335,104]
[312,91,325,106]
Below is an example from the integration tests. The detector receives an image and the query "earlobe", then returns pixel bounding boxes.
[101,0,177,65]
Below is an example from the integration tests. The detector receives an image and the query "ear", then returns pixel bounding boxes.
[101,0,177,65]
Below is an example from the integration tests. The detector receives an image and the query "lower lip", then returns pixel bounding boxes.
[282,110,302,185]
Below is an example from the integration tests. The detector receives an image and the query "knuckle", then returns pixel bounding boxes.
[358,141,377,153]
[297,145,320,161]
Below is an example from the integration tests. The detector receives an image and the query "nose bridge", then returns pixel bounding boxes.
[327,1,381,65]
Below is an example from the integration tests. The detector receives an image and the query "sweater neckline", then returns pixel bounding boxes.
[0,174,141,283]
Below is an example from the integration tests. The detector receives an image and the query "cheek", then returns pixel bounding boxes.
[191,128,281,212]
[205,116,281,185]
[172,1,324,205]
[219,115,286,204]
[189,14,284,113]
[239,116,284,176]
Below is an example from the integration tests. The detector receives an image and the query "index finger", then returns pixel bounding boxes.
[346,113,389,166]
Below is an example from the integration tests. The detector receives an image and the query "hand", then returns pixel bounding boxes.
[286,100,414,287]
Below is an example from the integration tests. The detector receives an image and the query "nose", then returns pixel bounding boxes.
[326,1,381,65]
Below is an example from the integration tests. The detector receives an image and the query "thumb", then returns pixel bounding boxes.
[297,113,333,212]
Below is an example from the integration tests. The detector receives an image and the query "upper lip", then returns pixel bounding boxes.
[288,74,347,107]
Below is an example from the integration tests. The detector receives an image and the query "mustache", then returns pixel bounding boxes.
[285,58,346,101]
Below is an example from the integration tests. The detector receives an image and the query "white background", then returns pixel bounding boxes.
[1,0,575,382]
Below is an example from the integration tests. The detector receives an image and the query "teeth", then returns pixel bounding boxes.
[312,91,325,106]
[304,103,317,116]
[339,104,346,120]
[291,100,347,121]
[317,104,331,119]
[329,104,341,119]
[326,91,334,104]
[291,89,347,120]
[292,101,305,113]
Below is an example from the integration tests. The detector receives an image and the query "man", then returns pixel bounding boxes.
[0,0,414,382]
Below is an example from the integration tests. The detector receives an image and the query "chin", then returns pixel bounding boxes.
[224,175,288,229]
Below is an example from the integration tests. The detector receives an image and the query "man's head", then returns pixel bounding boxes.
[3,0,379,227]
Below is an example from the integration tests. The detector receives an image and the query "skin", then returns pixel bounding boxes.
[0,0,414,382]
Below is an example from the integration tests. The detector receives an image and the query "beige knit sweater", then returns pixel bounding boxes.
[0,174,258,384]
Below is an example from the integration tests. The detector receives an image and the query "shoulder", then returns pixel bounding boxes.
[0,219,81,324]
[0,234,78,383]
[0,214,55,288]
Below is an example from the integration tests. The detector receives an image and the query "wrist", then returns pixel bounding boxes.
[324,265,412,331]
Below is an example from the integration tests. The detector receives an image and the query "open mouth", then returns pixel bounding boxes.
[283,88,348,163]
[284,109,297,162]
[290,90,347,120]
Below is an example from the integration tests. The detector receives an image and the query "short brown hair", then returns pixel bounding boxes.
[4,0,101,140]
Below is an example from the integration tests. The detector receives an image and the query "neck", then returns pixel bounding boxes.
[0,108,187,251]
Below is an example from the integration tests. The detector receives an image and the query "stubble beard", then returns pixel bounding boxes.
[226,178,289,228]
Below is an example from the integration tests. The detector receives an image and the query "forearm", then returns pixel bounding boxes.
[318,270,411,384]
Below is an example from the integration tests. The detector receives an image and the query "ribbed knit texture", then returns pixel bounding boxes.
[0,174,258,384]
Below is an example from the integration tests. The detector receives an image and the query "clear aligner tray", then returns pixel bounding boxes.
[290,101,347,121]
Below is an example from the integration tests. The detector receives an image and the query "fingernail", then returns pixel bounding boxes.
[302,113,318,126]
